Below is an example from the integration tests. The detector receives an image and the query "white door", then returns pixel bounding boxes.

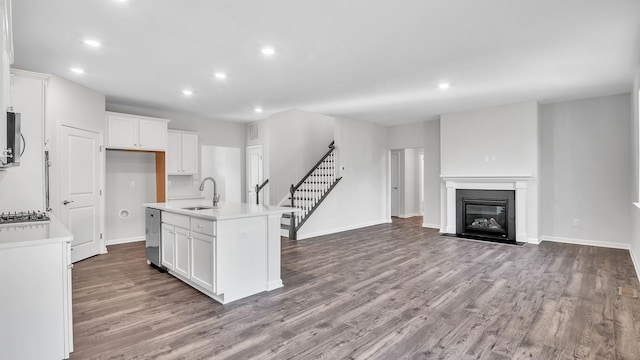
[246,146,264,204]
[390,150,400,217]
[59,126,102,263]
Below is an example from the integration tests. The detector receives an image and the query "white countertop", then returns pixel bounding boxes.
[0,214,73,250]
[143,200,301,220]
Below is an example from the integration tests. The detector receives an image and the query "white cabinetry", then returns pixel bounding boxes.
[167,130,198,175]
[106,112,169,151]
[0,220,73,360]
[0,0,15,161]
[160,212,217,294]
[161,223,175,270]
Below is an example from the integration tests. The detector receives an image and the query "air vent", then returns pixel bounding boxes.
[248,123,259,141]
[619,286,638,298]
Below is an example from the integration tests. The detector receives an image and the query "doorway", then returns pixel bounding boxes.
[389,147,425,222]
[246,145,264,205]
[59,125,103,263]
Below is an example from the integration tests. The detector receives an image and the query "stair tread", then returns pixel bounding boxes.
[281,224,289,229]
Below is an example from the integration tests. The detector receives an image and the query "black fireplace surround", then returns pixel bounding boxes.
[456,189,516,243]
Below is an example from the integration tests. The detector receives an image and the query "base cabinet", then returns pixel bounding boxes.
[190,232,215,293]
[0,240,73,360]
[161,224,175,270]
[174,227,190,278]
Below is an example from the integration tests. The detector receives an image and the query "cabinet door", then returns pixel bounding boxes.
[161,224,175,270]
[190,232,215,293]
[139,119,166,151]
[174,227,191,278]
[167,132,181,175]
[107,116,138,149]
[181,133,199,175]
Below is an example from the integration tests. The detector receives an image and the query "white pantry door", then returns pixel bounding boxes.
[59,126,102,263]
[390,150,400,217]
[246,146,263,205]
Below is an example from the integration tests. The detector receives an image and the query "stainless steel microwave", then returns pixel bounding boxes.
[3,112,21,167]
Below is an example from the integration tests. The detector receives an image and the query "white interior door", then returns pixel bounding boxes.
[390,151,400,217]
[60,126,102,263]
[246,146,263,205]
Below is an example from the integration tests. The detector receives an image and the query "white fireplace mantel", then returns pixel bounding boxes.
[440,175,532,242]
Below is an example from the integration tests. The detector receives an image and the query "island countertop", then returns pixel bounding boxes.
[0,214,73,250]
[143,200,301,220]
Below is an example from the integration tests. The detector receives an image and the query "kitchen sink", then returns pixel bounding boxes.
[182,206,217,211]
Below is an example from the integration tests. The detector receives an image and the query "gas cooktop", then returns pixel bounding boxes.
[0,211,50,225]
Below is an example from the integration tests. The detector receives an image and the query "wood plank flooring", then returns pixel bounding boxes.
[71,217,640,359]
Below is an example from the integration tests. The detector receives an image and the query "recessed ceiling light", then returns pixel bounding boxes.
[254,107,263,113]
[261,47,275,56]
[70,68,85,74]
[182,89,193,96]
[438,82,450,90]
[214,72,227,80]
[84,39,101,48]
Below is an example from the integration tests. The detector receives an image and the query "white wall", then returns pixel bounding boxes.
[262,109,335,204]
[386,119,441,227]
[387,121,426,149]
[105,150,156,243]
[401,148,421,217]
[440,101,539,240]
[424,120,441,228]
[0,72,46,211]
[441,101,538,176]
[46,75,105,218]
[540,94,632,248]
[200,145,241,203]
[299,116,387,239]
[630,64,640,281]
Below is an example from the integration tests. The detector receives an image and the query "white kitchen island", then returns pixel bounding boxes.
[143,201,299,304]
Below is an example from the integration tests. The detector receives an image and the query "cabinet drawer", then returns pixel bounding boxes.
[162,212,189,229]
[191,217,215,235]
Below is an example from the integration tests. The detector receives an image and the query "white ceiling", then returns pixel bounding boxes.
[11,0,640,125]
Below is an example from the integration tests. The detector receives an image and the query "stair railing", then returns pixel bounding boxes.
[288,141,341,239]
[255,179,269,205]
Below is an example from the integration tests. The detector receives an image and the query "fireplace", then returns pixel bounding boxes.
[456,189,516,243]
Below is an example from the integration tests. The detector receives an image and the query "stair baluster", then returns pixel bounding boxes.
[284,141,342,240]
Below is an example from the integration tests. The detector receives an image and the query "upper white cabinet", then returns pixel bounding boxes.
[106,112,169,151]
[167,130,198,175]
[0,0,15,161]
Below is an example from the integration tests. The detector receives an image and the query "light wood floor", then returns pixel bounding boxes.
[71,217,640,359]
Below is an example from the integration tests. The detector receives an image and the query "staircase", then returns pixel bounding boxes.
[281,141,342,240]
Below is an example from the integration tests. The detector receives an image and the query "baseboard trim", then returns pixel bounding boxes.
[629,247,640,286]
[297,219,389,240]
[527,237,541,245]
[106,236,145,246]
[398,213,421,219]
[422,223,440,229]
[539,235,630,250]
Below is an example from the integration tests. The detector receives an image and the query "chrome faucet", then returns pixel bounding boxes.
[199,177,220,207]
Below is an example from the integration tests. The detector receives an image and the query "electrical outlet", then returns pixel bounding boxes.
[483,155,489,162]
[572,218,580,226]
[129,180,135,188]
[491,155,496,162]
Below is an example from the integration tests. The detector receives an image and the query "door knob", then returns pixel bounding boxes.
[63,200,74,205]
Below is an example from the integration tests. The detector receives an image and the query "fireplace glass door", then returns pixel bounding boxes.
[463,200,508,238]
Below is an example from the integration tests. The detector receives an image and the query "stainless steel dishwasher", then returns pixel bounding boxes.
[145,208,163,270]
